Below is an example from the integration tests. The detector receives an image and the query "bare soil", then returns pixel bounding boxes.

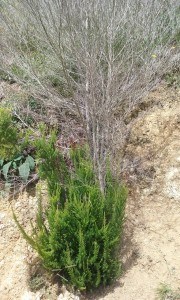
[90,84,180,300]
[0,82,180,300]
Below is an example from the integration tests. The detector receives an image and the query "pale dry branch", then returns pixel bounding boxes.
[0,0,179,191]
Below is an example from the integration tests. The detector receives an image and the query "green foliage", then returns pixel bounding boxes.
[18,155,35,182]
[156,283,180,300]
[46,74,73,98]
[28,96,42,111]
[14,130,127,291]
[0,107,19,160]
[173,30,180,44]
[164,70,180,88]
[34,125,69,197]
[0,108,35,182]
[0,69,15,83]
[29,274,45,292]
[22,97,46,126]
[11,64,27,80]
[0,154,35,182]
[19,35,39,54]
[20,128,36,150]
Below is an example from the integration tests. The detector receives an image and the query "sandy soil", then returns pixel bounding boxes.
[0,83,180,300]
[90,84,180,300]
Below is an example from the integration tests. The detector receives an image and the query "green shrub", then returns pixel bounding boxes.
[14,130,127,291]
[0,109,36,182]
[0,107,20,160]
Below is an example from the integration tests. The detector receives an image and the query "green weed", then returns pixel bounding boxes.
[156,283,180,300]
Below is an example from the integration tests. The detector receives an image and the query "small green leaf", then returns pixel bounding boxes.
[2,161,12,179]
[0,159,4,167]
[14,155,23,161]
[12,161,17,169]
[18,162,30,182]
[25,155,35,170]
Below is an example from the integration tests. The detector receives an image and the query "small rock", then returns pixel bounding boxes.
[21,291,42,300]
[0,212,6,220]
[0,224,6,230]
[0,259,5,267]
[57,289,80,300]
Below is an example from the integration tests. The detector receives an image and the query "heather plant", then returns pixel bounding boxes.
[34,125,70,199]
[14,132,127,290]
